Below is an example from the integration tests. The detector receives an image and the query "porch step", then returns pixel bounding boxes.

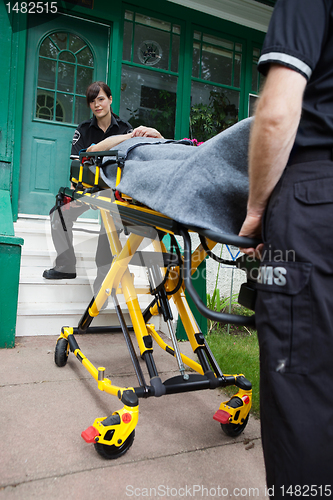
[15,216,100,255]
[19,260,95,278]
[18,277,151,305]
[16,302,132,337]
[14,215,159,337]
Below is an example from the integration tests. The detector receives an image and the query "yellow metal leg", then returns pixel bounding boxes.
[56,201,254,456]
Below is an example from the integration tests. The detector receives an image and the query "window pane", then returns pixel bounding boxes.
[120,65,178,138]
[171,34,180,73]
[190,81,239,141]
[135,13,171,32]
[123,20,133,61]
[57,62,75,93]
[248,94,259,117]
[69,34,86,53]
[252,47,261,92]
[172,25,181,35]
[59,51,76,63]
[76,46,94,67]
[234,53,242,88]
[75,96,90,124]
[35,90,66,122]
[201,44,233,85]
[192,43,200,78]
[38,58,56,89]
[50,32,68,51]
[39,37,58,58]
[125,10,133,21]
[202,34,233,51]
[76,66,94,95]
[134,24,170,70]
[37,105,52,120]
[252,62,259,92]
[56,93,73,123]
[55,99,65,122]
[36,90,55,120]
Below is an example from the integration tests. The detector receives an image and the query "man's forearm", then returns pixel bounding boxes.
[239,65,306,248]
[247,106,298,217]
[247,65,306,217]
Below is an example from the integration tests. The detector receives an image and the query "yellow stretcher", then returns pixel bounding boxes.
[54,151,259,459]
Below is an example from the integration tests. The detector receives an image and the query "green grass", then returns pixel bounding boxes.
[206,305,260,418]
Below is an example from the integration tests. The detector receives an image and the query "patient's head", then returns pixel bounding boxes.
[86,81,112,107]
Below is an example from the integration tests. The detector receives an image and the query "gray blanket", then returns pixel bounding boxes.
[99,117,252,236]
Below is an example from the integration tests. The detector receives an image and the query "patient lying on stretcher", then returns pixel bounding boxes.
[84,117,252,238]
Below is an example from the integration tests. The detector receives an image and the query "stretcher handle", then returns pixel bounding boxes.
[179,228,256,327]
[78,150,124,190]
[186,225,261,249]
[78,151,120,192]
[79,150,119,161]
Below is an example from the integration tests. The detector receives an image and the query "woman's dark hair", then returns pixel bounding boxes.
[86,81,112,107]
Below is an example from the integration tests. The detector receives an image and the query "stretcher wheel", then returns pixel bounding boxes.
[94,430,135,459]
[221,414,249,437]
[55,338,69,367]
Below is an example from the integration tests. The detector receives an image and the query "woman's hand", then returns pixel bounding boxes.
[131,126,163,138]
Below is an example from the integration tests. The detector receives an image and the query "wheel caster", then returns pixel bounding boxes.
[94,430,135,459]
[221,414,249,437]
[82,400,139,460]
[55,337,69,367]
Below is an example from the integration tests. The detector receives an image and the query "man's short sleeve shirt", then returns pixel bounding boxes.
[258,0,333,147]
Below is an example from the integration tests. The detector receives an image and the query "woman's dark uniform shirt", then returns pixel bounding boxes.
[71,113,133,156]
[257,0,333,148]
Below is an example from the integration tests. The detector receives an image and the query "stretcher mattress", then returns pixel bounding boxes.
[98,117,252,236]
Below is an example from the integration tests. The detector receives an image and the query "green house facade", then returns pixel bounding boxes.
[0,0,273,345]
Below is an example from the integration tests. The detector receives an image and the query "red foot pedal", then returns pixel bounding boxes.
[81,426,100,443]
[213,409,231,424]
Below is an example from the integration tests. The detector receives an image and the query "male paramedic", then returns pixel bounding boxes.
[239,0,333,496]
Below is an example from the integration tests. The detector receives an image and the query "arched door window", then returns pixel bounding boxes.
[36,31,94,124]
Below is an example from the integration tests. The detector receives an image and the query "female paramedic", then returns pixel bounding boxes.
[43,81,162,296]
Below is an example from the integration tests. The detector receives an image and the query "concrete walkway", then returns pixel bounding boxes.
[0,334,267,499]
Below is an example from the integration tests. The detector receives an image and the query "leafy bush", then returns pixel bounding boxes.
[190,90,238,142]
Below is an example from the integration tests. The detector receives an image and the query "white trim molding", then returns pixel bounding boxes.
[167,0,273,32]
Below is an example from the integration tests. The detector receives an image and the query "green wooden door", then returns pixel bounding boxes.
[19,14,110,215]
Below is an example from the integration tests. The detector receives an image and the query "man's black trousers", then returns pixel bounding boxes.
[256,156,333,497]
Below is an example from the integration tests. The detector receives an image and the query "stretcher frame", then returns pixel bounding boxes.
[54,151,258,459]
